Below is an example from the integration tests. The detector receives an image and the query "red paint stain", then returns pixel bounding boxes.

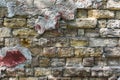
[0,50,26,68]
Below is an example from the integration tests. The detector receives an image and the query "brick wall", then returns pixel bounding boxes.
[0,0,120,80]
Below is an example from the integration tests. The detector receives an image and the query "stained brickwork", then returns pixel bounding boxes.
[0,0,120,80]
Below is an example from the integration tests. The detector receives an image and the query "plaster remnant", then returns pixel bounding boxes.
[0,45,32,68]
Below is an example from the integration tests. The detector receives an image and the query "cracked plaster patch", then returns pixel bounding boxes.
[0,0,96,35]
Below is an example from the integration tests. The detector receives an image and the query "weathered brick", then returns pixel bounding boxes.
[42,47,57,57]
[88,10,114,18]
[66,58,82,67]
[31,56,39,67]
[85,29,100,37]
[70,37,88,47]
[30,47,42,56]
[4,18,27,28]
[64,67,90,77]
[89,38,118,47]
[43,30,62,37]
[5,38,19,47]
[0,27,11,37]
[91,66,112,77]
[94,57,107,66]
[13,28,37,37]
[104,47,120,57]
[39,58,50,67]
[6,69,25,77]
[51,58,65,67]
[107,0,120,10]
[34,68,51,76]
[100,28,120,37]
[75,47,102,57]
[0,7,7,18]
[32,38,50,47]
[107,58,120,66]
[76,9,87,18]
[57,47,74,57]
[107,20,120,28]
[68,18,97,28]
[78,29,84,36]
[83,57,94,67]
[62,28,77,37]
[51,37,69,47]
[51,68,63,77]
[116,11,120,19]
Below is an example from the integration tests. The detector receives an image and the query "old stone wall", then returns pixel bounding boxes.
[0,0,120,80]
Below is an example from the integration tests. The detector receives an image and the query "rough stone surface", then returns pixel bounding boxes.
[13,28,37,37]
[57,47,74,57]
[116,11,120,19]
[4,18,27,28]
[68,18,97,28]
[34,68,51,76]
[39,58,50,67]
[75,47,102,57]
[0,27,11,37]
[64,67,90,77]
[83,57,94,67]
[104,47,120,57]
[51,58,65,67]
[98,20,107,28]
[107,0,120,10]
[107,20,120,28]
[0,7,7,18]
[0,0,120,79]
[66,58,82,67]
[89,38,118,47]
[100,28,120,37]
[42,47,57,57]
[70,37,88,47]
[5,38,19,47]
[88,10,114,18]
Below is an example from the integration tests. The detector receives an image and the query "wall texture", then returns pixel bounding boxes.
[0,0,120,80]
